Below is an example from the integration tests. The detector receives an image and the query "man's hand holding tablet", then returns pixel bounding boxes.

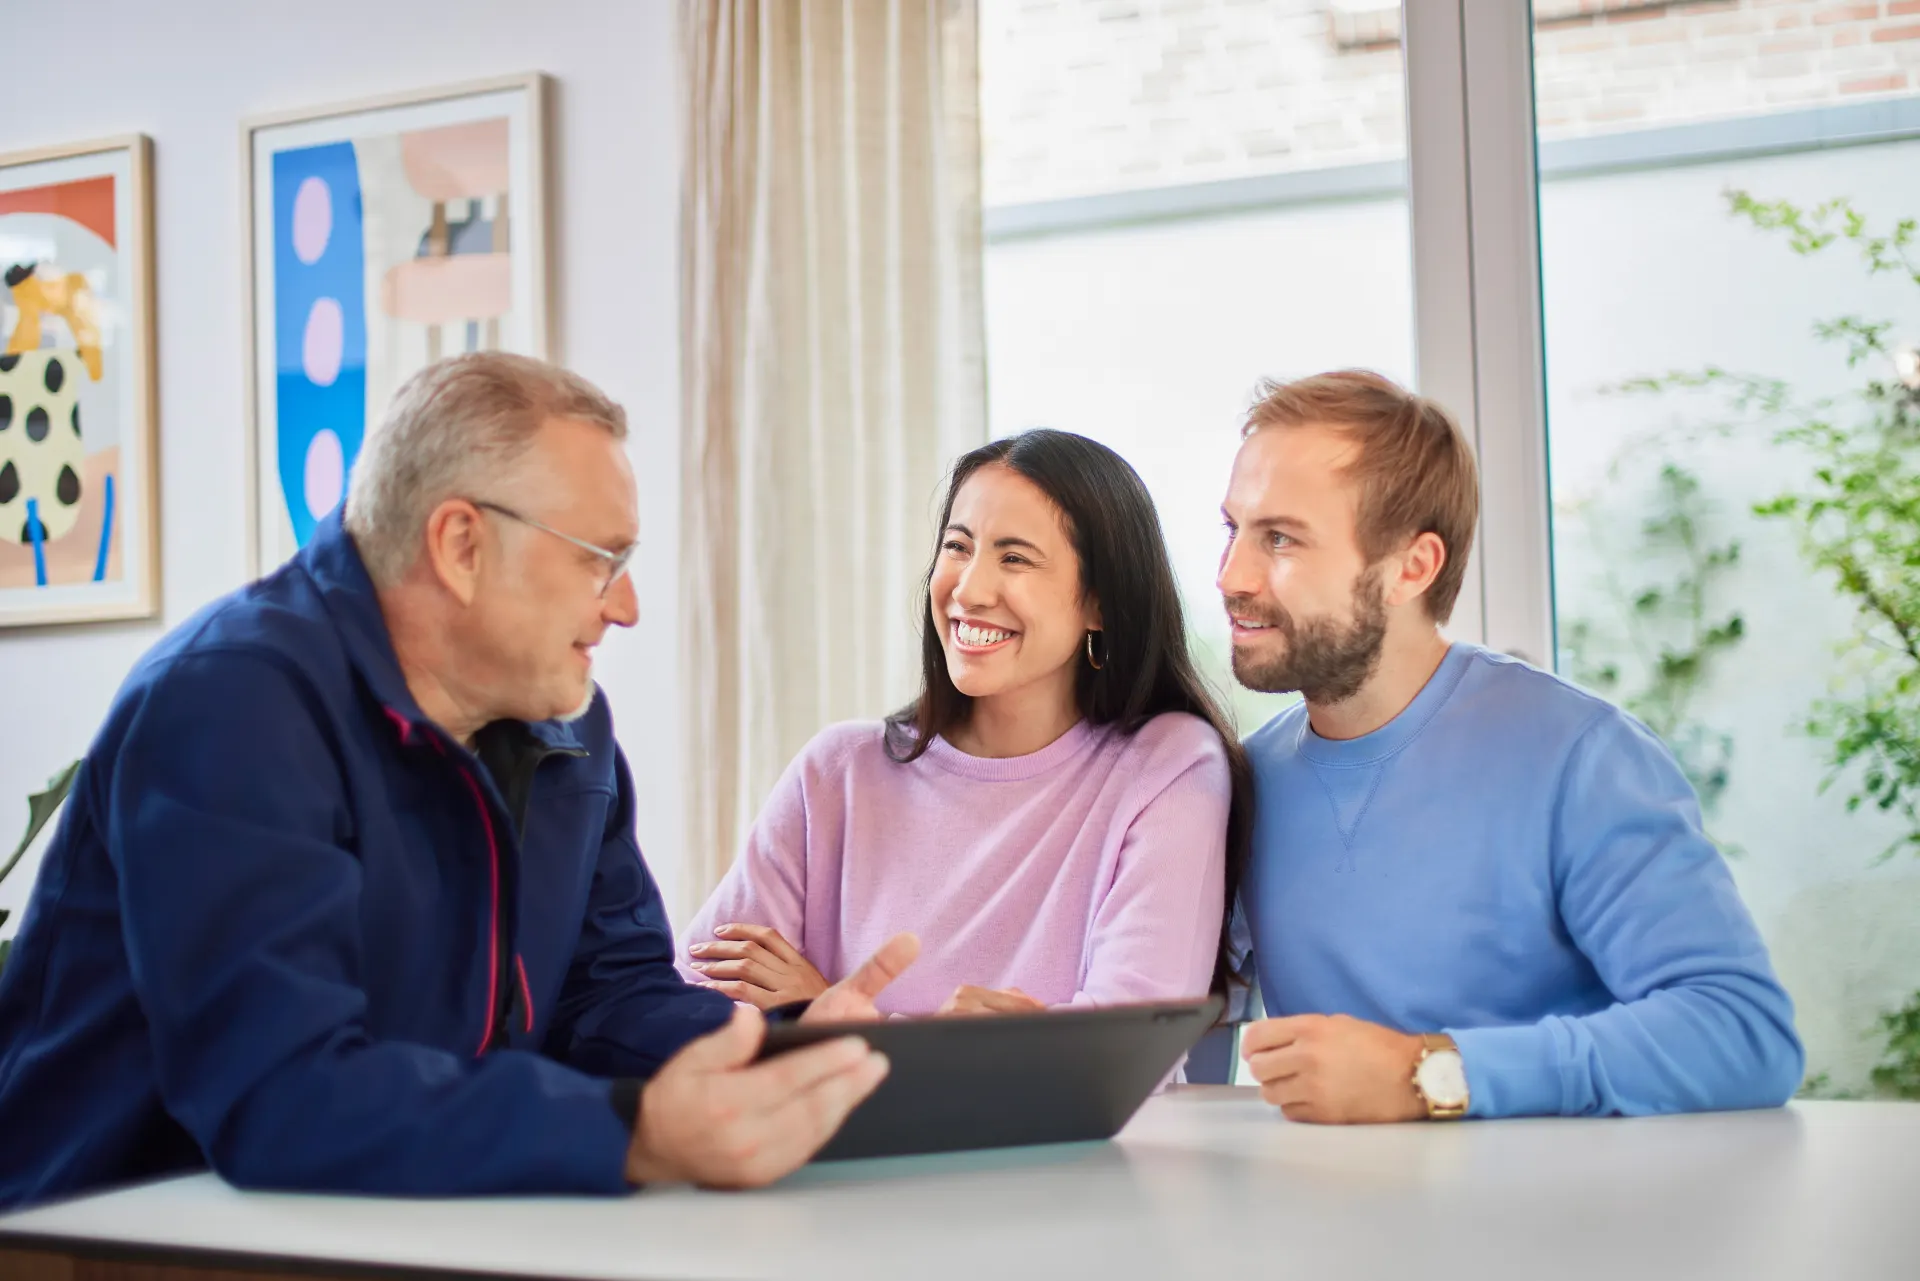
[624,933,920,1187]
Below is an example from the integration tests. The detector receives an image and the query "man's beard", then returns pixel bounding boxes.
[1230,567,1389,704]
[559,663,598,723]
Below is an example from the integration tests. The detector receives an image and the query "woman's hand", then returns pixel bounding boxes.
[938,985,1048,1016]
[689,923,830,1010]
[803,933,920,1024]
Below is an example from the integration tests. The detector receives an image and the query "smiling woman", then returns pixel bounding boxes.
[681,429,1251,1019]
[921,459,1103,761]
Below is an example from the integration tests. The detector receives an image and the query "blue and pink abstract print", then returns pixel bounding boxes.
[273,141,366,548]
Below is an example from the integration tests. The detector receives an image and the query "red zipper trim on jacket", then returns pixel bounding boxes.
[515,955,535,1033]
[385,706,516,1055]
[457,766,503,1057]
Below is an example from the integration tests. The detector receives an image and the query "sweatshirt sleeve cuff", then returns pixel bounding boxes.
[1449,1022,1570,1119]
[765,999,813,1024]
[607,1078,643,1131]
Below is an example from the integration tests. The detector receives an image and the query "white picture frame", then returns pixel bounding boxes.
[241,73,550,578]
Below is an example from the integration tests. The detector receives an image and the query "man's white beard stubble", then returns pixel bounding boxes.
[559,664,597,723]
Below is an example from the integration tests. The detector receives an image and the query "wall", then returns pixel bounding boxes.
[0,0,696,933]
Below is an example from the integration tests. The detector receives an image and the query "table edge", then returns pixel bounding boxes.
[0,1228,646,1281]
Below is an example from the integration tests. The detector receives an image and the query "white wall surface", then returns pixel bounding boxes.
[0,1,697,933]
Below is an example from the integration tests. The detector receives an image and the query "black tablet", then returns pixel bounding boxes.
[755,994,1226,1162]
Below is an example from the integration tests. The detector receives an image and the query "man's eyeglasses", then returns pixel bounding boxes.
[474,501,635,598]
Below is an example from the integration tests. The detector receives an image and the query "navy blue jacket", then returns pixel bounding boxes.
[0,514,731,1208]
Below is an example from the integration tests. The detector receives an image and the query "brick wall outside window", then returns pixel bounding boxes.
[982,0,1920,206]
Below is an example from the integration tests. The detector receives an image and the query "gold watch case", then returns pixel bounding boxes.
[1412,1032,1469,1120]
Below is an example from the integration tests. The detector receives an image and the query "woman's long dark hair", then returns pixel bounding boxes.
[884,429,1253,998]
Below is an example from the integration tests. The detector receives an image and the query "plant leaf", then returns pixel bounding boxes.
[2,760,81,888]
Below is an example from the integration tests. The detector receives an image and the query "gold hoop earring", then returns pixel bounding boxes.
[1086,630,1105,670]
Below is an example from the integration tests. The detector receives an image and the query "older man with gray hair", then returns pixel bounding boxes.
[0,353,916,1210]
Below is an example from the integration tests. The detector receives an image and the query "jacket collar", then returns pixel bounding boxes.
[294,511,584,755]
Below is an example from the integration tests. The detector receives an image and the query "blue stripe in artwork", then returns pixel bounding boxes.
[94,473,115,582]
[272,139,368,549]
[26,497,45,587]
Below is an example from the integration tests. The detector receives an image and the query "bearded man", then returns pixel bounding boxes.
[1216,370,1802,1124]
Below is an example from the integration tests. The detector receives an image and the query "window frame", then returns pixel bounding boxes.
[1406,0,1552,661]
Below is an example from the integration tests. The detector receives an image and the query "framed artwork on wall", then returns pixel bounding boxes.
[0,134,158,628]
[242,73,550,577]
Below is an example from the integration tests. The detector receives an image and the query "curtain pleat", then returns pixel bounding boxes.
[679,0,986,921]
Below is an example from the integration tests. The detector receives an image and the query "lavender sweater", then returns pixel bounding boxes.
[681,714,1231,1015]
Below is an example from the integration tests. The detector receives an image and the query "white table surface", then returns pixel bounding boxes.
[4,1086,1917,1281]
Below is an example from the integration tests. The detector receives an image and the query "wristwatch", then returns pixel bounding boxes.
[1411,1033,1469,1120]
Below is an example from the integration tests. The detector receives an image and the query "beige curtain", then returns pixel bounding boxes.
[679,0,988,920]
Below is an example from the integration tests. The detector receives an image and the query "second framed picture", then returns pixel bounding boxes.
[243,73,549,577]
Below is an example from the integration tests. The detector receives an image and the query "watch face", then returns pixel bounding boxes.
[1417,1050,1469,1109]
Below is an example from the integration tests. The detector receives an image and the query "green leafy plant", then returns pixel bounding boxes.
[1619,190,1920,1099]
[1795,1071,1860,1101]
[1619,193,1920,858]
[1560,462,1745,821]
[0,760,79,975]
[1869,991,1920,1100]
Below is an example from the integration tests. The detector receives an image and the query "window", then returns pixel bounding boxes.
[980,0,1414,731]
[1534,0,1920,1098]
[982,0,1920,1099]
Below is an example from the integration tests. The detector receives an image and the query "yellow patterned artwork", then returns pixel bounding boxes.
[0,136,157,627]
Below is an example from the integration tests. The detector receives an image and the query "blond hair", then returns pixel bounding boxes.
[1243,370,1479,622]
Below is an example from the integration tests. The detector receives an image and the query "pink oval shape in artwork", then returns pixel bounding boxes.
[304,428,346,522]
[303,297,344,387]
[291,176,333,265]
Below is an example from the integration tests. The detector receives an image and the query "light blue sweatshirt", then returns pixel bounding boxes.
[1244,643,1804,1118]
